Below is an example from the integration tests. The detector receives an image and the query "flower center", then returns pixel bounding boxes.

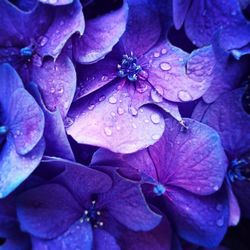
[117,53,142,82]
[20,46,33,57]
[228,156,250,182]
[153,184,166,196]
[80,200,103,228]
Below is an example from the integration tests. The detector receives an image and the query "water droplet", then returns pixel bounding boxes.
[150,113,161,124]
[216,204,223,212]
[117,107,124,115]
[64,117,74,128]
[231,10,237,16]
[16,130,21,136]
[108,96,117,104]
[132,123,137,129]
[144,119,149,123]
[178,90,193,102]
[57,87,64,94]
[116,125,121,130]
[110,111,116,117]
[98,95,106,102]
[151,89,163,103]
[160,62,171,71]
[38,36,48,47]
[129,106,138,116]
[101,75,108,81]
[50,87,55,93]
[152,134,161,140]
[154,52,160,58]
[216,217,224,227]
[213,185,219,191]
[161,48,167,54]
[88,104,95,110]
[104,127,112,136]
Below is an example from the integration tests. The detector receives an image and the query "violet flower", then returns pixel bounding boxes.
[91,117,229,247]
[199,88,250,219]
[16,158,161,249]
[66,0,215,153]
[0,64,45,198]
[173,0,250,58]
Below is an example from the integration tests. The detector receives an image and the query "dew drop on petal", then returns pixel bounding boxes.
[108,96,117,104]
[161,48,167,54]
[160,62,171,71]
[117,107,124,115]
[152,134,161,140]
[104,127,112,136]
[150,113,161,124]
[151,89,163,103]
[216,217,224,227]
[178,90,193,102]
[154,52,160,58]
[129,106,138,116]
[98,95,106,102]
[88,104,95,110]
[38,36,48,47]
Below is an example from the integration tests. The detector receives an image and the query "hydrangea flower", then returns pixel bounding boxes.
[173,0,250,58]
[66,0,215,153]
[198,88,250,219]
[16,158,161,249]
[0,64,45,198]
[91,117,229,247]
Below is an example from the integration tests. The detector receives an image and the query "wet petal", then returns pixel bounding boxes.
[31,55,76,118]
[0,63,23,112]
[232,181,250,218]
[31,220,92,250]
[0,1,52,47]
[0,138,45,198]
[144,42,215,102]
[172,0,192,29]
[184,0,250,50]
[17,184,82,239]
[36,0,84,58]
[227,182,240,225]
[43,158,113,206]
[73,1,128,64]
[67,81,165,153]
[39,0,74,5]
[97,170,161,231]
[8,88,44,155]
[202,88,250,156]
[74,48,120,100]
[118,215,172,250]
[164,186,229,248]
[93,229,120,250]
[120,0,161,57]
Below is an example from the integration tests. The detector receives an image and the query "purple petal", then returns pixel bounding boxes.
[203,56,248,103]
[202,88,250,156]
[44,158,113,206]
[9,88,44,155]
[36,0,84,58]
[17,183,82,239]
[74,47,120,100]
[0,138,45,198]
[120,0,161,57]
[173,0,192,29]
[31,221,92,250]
[97,170,161,231]
[39,0,74,5]
[232,181,250,218]
[28,82,75,161]
[31,55,76,118]
[144,42,215,102]
[0,232,31,250]
[118,216,172,250]
[67,81,165,153]
[73,1,128,64]
[93,229,119,250]
[0,2,51,47]
[111,117,227,195]
[0,64,23,111]
[227,182,240,225]
[164,186,229,248]
[184,0,250,50]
